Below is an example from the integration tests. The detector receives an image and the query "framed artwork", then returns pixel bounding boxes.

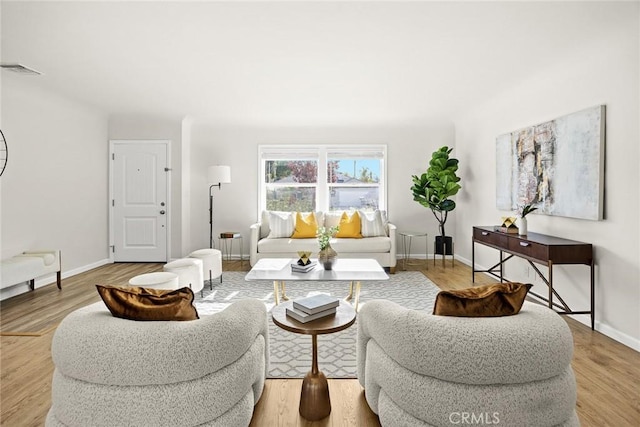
[496,105,605,220]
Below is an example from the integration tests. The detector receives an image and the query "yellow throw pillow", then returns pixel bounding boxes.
[96,285,199,321]
[336,211,362,238]
[432,282,532,317]
[291,212,318,238]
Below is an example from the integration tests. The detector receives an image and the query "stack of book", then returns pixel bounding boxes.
[220,232,241,238]
[286,294,340,323]
[290,260,317,273]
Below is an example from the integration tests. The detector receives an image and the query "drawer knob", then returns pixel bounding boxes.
[520,242,530,247]
[481,232,489,236]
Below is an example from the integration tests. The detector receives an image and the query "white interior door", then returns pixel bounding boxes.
[111,141,169,262]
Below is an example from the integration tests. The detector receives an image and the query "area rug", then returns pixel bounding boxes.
[194,271,440,379]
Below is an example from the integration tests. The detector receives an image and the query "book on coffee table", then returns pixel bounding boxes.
[293,294,340,315]
[290,260,317,273]
[285,306,337,323]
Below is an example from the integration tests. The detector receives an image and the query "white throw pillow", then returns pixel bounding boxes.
[267,211,295,238]
[359,209,388,237]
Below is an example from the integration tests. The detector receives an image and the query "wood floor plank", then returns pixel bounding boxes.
[1,259,638,426]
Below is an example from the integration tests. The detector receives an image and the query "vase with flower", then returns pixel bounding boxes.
[316,225,339,270]
[517,203,538,235]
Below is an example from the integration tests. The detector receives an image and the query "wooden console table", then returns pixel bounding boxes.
[472,226,595,329]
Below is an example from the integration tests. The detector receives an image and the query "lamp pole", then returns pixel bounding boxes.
[209,183,221,248]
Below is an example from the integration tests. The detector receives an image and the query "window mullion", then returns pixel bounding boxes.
[317,147,328,211]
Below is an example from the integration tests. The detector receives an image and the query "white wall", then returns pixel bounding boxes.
[453,4,640,349]
[188,122,455,258]
[108,115,185,258]
[1,75,109,299]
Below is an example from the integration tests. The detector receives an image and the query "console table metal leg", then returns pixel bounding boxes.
[548,262,554,310]
[471,240,475,283]
[591,260,595,330]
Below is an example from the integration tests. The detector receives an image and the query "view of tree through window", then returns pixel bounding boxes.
[260,146,386,213]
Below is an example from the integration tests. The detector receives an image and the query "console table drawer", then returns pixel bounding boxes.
[508,239,548,261]
[473,228,508,247]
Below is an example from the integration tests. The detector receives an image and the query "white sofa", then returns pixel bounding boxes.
[249,211,397,273]
[0,250,62,290]
[357,300,579,426]
[47,298,269,427]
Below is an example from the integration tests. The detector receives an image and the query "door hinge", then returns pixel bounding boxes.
[164,167,172,172]
[112,199,115,207]
[111,245,115,253]
[112,153,115,160]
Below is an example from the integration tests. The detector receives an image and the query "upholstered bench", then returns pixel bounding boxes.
[0,250,62,291]
[128,272,179,290]
[188,248,222,289]
[163,258,204,297]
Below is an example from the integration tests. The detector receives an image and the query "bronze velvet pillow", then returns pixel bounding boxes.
[96,285,199,321]
[433,282,532,317]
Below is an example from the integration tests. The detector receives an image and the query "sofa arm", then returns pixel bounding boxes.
[387,223,397,269]
[249,223,261,267]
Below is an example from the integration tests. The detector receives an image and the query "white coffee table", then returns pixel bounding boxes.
[245,258,389,311]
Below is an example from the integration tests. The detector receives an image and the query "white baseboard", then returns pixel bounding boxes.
[593,323,640,352]
[0,258,111,301]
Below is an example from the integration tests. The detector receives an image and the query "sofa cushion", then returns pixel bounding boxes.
[336,212,363,238]
[96,285,199,321]
[267,211,295,238]
[323,211,343,229]
[291,212,318,238]
[261,210,323,239]
[359,209,387,237]
[257,236,391,254]
[432,282,532,317]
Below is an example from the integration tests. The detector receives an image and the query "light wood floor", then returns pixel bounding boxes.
[1,260,638,427]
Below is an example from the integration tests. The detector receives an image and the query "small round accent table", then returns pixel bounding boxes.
[271,300,356,421]
[399,230,428,270]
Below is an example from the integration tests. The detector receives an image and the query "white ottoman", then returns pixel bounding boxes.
[188,249,223,290]
[163,258,204,297]
[128,272,179,290]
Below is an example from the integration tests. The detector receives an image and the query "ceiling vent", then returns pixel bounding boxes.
[0,63,42,75]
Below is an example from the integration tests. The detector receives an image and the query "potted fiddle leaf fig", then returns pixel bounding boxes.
[411,146,462,256]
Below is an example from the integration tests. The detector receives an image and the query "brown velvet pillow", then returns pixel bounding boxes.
[96,285,199,321]
[433,282,532,317]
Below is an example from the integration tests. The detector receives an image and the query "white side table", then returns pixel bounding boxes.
[399,231,428,270]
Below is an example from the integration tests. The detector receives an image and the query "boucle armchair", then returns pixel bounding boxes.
[46,299,269,427]
[357,300,579,427]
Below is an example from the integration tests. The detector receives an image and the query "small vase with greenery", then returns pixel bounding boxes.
[316,226,339,270]
[410,146,461,255]
[516,203,537,235]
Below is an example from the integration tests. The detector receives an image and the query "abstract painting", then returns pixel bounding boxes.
[496,105,605,220]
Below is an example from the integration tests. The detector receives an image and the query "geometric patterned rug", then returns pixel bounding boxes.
[194,271,440,379]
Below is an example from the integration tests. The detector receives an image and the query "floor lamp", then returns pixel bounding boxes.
[208,165,231,249]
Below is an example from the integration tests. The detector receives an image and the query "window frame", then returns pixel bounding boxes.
[258,144,387,216]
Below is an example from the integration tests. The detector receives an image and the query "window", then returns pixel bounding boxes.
[259,145,386,214]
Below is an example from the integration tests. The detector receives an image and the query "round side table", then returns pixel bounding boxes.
[399,231,428,270]
[271,300,356,421]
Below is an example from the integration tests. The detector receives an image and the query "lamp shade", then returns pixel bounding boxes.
[208,165,231,184]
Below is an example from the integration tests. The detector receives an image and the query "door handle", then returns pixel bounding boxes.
[159,210,166,215]
[481,232,489,236]
[519,242,530,247]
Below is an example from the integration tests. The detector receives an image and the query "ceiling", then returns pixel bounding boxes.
[1,1,625,126]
